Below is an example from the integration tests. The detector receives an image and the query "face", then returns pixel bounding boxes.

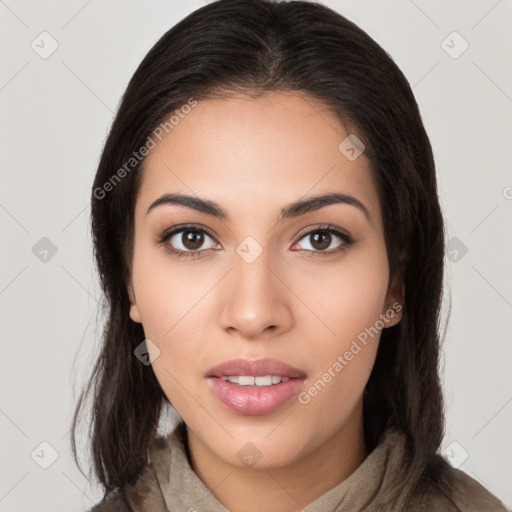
[127,91,402,471]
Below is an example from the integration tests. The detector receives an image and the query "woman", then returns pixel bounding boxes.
[71,0,507,510]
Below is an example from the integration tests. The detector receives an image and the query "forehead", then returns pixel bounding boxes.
[136,91,381,224]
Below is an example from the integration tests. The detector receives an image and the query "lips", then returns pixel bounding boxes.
[205,358,307,415]
[206,358,307,378]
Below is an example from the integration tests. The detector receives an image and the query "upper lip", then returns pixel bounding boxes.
[206,358,307,378]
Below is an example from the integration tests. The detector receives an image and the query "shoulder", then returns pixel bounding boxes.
[406,455,508,512]
[87,437,170,512]
[88,489,133,512]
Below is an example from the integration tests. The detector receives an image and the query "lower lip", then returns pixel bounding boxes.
[207,377,306,416]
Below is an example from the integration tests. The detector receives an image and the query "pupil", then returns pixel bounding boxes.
[184,230,204,250]
[312,231,330,250]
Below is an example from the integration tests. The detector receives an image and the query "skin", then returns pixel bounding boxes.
[127,91,403,512]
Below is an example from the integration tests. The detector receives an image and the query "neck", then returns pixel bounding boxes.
[186,413,368,512]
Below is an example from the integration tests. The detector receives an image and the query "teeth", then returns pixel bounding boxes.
[255,376,272,386]
[239,376,255,386]
[219,375,290,386]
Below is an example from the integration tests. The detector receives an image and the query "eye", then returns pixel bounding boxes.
[293,225,353,256]
[157,225,219,259]
[157,223,354,260]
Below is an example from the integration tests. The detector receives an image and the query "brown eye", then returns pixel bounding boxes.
[164,228,218,254]
[309,231,332,251]
[294,226,353,255]
[181,230,205,250]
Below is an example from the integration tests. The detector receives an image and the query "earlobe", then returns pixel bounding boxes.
[386,302,402,326]
[384,273,405,327]
[129,303,142,324]
[126,278,142,324]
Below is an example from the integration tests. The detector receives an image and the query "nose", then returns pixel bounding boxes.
[218,245,294,341]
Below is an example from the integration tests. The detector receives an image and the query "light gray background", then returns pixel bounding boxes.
[1,1,511,510]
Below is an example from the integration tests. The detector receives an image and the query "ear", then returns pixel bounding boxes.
[126,276,142,324]
[383,272,404,327]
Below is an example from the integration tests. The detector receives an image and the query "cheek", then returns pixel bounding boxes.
[131,238,208,340]
[293,244,389,345]
[292,245,388,399]
[130,241,216,404]
[131,256,205,410]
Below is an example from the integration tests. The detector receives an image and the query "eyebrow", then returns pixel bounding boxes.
[146,192,370,223]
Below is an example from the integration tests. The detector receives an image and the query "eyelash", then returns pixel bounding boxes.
[156,223,354,260]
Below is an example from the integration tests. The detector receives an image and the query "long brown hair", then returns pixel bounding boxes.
[72,0,451,505]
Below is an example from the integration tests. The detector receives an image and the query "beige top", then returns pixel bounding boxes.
[91,421,508,511]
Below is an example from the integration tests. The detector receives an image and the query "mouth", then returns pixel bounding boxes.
[206,357,307,379]
[205,358,307,416]
[218,375,293,386]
